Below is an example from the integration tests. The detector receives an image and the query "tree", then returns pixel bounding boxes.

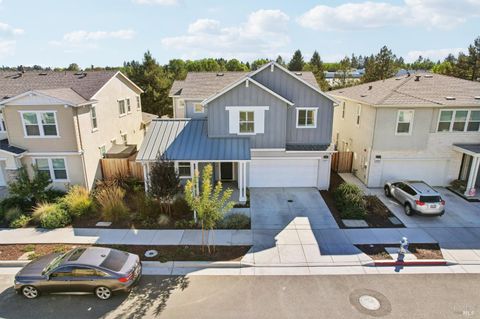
[275,55,286,67]
[309,51,329,91]
[362,46,398,82]
[336,56,352,88]
[123,51,173,116]
[432,61,454,76]
[167,59,187,80]
[251,59,270,70]
[225,59,248,71]
[148,156,181,215]
[467,36,480,81]
[66,63,80,71]
[184,164,235,253]
[8,165,52,209]
[288,49,305,71]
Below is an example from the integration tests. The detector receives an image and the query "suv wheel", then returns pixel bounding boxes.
[384,186,391,197]
[95,286,112,300]
[22,285,39,299]
[404,203,413,216]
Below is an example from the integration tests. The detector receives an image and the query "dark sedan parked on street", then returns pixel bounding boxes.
[14,247,141,300]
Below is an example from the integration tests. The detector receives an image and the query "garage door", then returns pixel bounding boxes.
[249,159,318,187]
[380,160,449,186]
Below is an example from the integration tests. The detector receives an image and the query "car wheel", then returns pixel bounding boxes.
[22,285,39,299]
[95,286,112,300]
[384,186,391,197]
[404,203,413,216]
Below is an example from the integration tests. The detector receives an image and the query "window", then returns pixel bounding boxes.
[99,145,106,157]
[126,98,131,113]
[396,110,414,135]
[72,267,97,277]
[239,111,254,133]
[91,105,98,130]
[177,162,191,178]
[296,108,317,128]
[34,158,68,181]
[341,102,345,119]
[118,100,126,116]
[121,133,127,145]
[356,105,362,126]
[194,103,204,113]
[50,266,74,278]
[21,111,58,137]
[437,109,480,132]
[136,96,141,110]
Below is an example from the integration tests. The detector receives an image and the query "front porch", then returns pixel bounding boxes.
[452,144,480,201]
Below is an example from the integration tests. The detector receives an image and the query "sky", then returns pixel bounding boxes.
[0,0,479,68]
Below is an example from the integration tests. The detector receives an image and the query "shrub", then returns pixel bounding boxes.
[4,207,23,223]
[171,196,192,220]
[1,196,32,213]
[10,214,32,228]
[95,185,129,222]
[44,188,66,203]
[333,183,367,219]
[8,166,52,206]
[217,213,250,229]
[174,219,197,229]
[33,202,71,229]
[61,186,93,218]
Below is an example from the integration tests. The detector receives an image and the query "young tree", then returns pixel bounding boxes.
[184,164,235,253]
[288,49,305,71]
[148,156,181,215]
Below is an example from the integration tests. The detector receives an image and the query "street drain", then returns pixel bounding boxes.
[349,289,391,317]
[287,199,293,202]
[359,295,381,311]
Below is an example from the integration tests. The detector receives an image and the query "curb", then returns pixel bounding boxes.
[0,260,30,267]
[367,259,452,267]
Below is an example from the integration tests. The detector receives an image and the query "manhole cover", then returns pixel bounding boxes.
[359,295,381,311]
[349,289,391,317]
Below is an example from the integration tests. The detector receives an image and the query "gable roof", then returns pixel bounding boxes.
[201,77,294,106]
[168,63,322,100]
[0,88,91,107]
[330,73,480,107]
[0,70,142,103]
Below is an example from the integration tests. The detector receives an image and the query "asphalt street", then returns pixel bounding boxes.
[0,272,479,318]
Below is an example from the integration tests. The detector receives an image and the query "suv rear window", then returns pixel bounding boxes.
[420,196,441,203]
[100,249,128,272]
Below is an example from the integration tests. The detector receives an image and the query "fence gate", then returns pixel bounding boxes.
[331,151,353,173]
[100,152,144,181]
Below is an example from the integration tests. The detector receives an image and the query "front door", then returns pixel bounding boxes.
[220,162,233,181]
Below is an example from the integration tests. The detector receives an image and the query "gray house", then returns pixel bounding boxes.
[136,62,337,202]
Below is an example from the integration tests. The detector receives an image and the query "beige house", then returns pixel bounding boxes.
[0,70,145,190]
[331,73,480,199]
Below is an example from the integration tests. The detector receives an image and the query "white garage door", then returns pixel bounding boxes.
[249,159,318,187]
[380,160,449,186]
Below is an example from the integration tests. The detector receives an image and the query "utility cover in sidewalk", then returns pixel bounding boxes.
[388,217,402,225]
[349,288,392,316]
[342,219,368,227]
[385,247,417,261]
[359,295,381,311]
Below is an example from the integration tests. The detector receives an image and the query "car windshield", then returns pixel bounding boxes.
[42,252,69,275]
[420,195,441,203]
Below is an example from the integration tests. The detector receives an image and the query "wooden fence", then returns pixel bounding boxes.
[331,151,353,173]
[101,153,144,181]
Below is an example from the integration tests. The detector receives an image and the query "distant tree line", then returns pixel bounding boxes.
[2,36,478,117]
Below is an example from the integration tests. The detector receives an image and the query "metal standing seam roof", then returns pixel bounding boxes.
[136,119,251,161]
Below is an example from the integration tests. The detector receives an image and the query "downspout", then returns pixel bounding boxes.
[74,107,89,188]
[365,106,378,187]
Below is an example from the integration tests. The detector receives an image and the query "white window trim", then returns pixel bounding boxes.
[296,107,318,128]
[356,104,362,127]
[126,98,132,114]
[341,102,345,119]
[395,109,414,136]
[118,99,127,117]
[193,103,204,114]
[136,96,141,110]
[20,111,60,138]
[437,109,480,133]
[225,106,269,135]
[175,161,192,179]
[91,104,98,132]
[32,157,69,182]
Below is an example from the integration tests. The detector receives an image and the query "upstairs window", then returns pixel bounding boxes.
[297,108,317,128]
[396,110,414,135]
[118,100,126,116]
[126,99,131,113]
[194,103,204,113]
[136,96,141,110]
[437,109,480,132]
[91,105,98,130]
[356,104,362,126]
[239,111,255,133]
[21,111,58,137]
[341,102,345,119]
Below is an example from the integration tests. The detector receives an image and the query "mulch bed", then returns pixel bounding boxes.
[356,243,443,260]
[0,244,251,262]
[320,172,404,228]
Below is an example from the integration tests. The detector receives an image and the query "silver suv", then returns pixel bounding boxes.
[384,181,445,216]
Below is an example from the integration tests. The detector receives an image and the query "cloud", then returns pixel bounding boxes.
[0,40,15,58]
[161,9,290,59]
[63,29,135,43]
[298,0,480,31]
[406,47,465,62]
[132,0,178,5]
[0,22,24,35]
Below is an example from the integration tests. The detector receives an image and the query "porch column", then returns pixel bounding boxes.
[465,156,480,196]
[142,162,149,192]
[238,161,247,202]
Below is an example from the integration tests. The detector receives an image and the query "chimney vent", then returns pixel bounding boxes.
[414,75,421,81]
[368,85,372,90]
